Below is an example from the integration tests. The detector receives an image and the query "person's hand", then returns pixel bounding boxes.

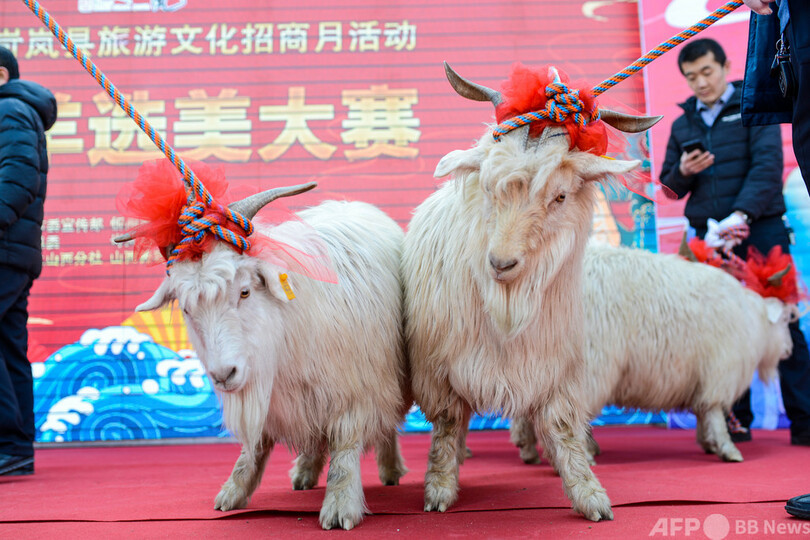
[704,218,724,249]
[705,213,750,252]
[679,149,714,176]
[744,0,776,15]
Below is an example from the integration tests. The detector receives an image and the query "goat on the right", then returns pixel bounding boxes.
[511,242,798,464]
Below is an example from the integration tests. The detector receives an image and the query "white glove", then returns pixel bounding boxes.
[705,213,749,252]
[704,218,724,248]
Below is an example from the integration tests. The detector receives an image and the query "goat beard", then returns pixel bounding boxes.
[482,278,538,339]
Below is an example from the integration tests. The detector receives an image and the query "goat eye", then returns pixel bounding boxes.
[554,193,566,203]
[240,288,250,299]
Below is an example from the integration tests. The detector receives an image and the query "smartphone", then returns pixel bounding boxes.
[682,139,706,154]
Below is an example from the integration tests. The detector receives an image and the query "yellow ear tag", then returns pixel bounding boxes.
[279,273,295,300]
[599,155,616,160]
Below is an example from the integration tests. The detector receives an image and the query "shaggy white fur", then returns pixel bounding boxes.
[510,243,798,465]
[402,127,641,522]
[137,200,410,530]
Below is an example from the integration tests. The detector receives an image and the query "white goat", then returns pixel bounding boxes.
[510,243,797,464]
[401,64,661,522]
[134,194,409,530]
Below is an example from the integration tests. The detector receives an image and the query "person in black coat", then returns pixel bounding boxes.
[0,46,56,476]
[742,0,810,522]
[660,38,810,449]
[742,0,810,195]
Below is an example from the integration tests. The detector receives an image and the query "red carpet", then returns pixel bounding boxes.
[2,427,808,538]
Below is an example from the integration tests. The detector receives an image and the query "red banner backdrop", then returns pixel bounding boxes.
[1,0,651,361]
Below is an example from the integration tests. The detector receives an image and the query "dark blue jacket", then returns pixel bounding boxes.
[659,81,786,230]
[0,79,57,277]
[741,11,793,126]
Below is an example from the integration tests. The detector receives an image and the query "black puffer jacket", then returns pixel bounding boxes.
[659,81,785,230]
[0,79,57,277]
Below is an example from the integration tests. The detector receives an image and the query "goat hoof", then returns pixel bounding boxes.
[574,489,613,522]
[721,448,744,463]
[214,484,248,511]
[319,502,364,530]
[424,483,456,512]
[379,464,408,486]
[519,447,542,465]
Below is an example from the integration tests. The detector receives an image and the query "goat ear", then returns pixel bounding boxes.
[568,153,641,182]
[434,148,482,178]
[765,297,784,324]
[256,261,293,304]
[136,278,174,312]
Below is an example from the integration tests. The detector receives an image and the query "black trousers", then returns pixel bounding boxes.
[695,216,810,435]
[0,267,35,458]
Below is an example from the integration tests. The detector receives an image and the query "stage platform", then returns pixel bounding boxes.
[2,426,808,538]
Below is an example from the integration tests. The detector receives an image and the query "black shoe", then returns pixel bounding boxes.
[0,454,34,476]
[791,432,810,447]
[786,493,810,520]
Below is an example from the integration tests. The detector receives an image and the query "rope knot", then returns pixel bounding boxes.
[492,68,601,141]
[166,199,254,271]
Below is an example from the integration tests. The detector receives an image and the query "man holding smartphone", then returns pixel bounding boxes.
[660,38,810,448]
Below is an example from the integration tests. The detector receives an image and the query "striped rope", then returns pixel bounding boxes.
[592,0,744,95]
[21,0,254,272]
[493,0,744,140]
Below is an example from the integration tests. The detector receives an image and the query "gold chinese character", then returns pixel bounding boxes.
[241,23,273,54]
[173,89,252,162]
[278,23,309,54]
[25,28,60,59]
[170,24,203,55]
[341,85,420,161]
[0,29,24,57]
[315,22,342,53]
[383,21,417,51]
[259,87,336,161]
[134,25,168,56]
[206,23,238,55]
[88,90,167,165]
[97,26,131,57]
[349,21,381,52]
[48,93,84,155]
[64,27,95,58]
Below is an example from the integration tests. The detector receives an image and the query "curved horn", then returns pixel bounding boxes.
[228,181,317,221]
[599,108,663,133]
[678,231,698,262]
[113,232,134,244]
[767,263,792,288]
[444,62,503,107]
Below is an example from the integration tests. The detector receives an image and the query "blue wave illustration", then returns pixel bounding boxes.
[34,326,224,443]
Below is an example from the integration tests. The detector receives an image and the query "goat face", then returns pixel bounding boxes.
[135,244,292,393]
[435,130,641,286]
[759,298,799,381]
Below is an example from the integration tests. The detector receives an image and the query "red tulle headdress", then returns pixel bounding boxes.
[685,238,802,304]
[494,63,608,155]
[116,159,337,283]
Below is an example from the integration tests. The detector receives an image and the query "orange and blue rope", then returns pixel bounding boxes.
[493,0,745,140]
[21,0,254,272]
[592,0,744,96]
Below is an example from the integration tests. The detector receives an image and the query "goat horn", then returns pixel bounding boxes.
[678,231,698,262]
[113,232,134,244]
[767,263,792,287]
[228,181,318,221]
[444,62,503,107]
[599,108,663,133]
